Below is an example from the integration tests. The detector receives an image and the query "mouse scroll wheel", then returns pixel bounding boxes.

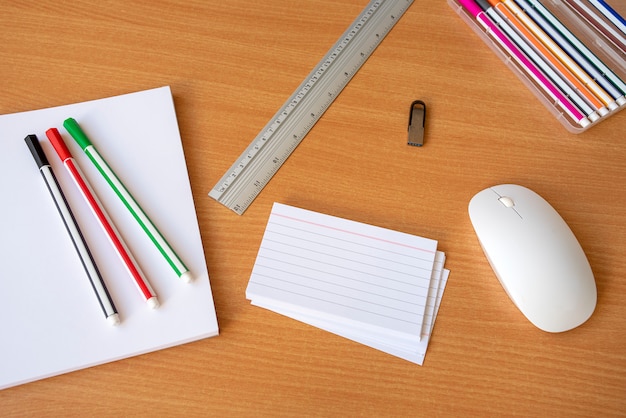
[498,196,515,208]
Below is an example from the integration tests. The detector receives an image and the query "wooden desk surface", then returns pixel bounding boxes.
[1,1,625,416]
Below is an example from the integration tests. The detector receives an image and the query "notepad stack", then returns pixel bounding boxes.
[246,203,450,365]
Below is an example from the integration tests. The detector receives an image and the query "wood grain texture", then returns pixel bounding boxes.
[1,1,625,416]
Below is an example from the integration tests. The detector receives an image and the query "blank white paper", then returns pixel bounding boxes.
[0,87,218,390]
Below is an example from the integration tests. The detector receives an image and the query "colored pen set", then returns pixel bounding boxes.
[24,119,192,325]
[450,0,626,132]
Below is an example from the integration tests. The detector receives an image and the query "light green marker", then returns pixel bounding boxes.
[63,117,192,283]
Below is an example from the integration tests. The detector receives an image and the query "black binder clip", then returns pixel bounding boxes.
[408,100,426,147]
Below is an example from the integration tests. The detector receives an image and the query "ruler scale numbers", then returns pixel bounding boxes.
[209,0,414,215]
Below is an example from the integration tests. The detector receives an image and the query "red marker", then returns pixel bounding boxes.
[46,128,159,309]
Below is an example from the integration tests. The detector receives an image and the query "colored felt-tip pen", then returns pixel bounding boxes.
[515,0,626,104]
[24,134,120,326]
[564,0,626,53]
[46,128,159,309]
[589,0,626,36]
[490,0,609,116]
[458,0,590,127]
[477,0,600,121]
[501,0,618,111]
[63,118,192,284]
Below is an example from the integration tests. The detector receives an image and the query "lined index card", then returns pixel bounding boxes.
[246,203,449,363]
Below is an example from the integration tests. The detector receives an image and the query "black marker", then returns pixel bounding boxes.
[24,134,120,326]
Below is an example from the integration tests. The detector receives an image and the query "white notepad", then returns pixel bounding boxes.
[0,86,218,390]
[246,203,449,365]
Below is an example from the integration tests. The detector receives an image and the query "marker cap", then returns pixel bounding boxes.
[46,128,73,162]
[24,134,50,168]
[146,296,160,309]
[107,313,121,326]
[180,271,193,284]
[458,0,482,16]
[63,117,93,150]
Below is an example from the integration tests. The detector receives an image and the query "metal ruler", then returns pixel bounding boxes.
[209,0,414,215]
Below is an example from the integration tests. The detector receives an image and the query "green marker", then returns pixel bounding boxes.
[63,117,192,283]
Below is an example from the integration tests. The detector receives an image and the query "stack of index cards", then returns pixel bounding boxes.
[246,203,450,365]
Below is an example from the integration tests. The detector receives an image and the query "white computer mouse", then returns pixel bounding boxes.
[468,184,596,333]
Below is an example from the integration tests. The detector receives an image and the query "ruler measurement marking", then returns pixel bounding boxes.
[210,0,413,214]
